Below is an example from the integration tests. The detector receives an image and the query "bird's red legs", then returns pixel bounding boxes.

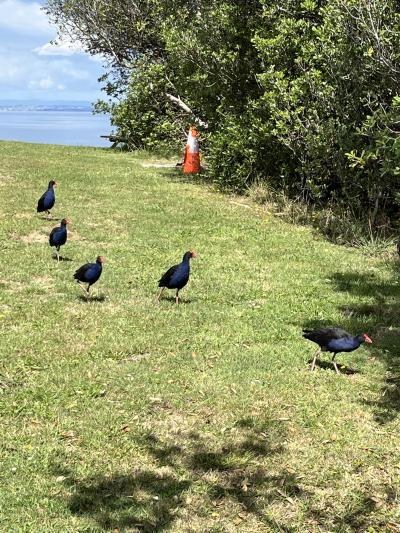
[331,354,341,375]
[56,247,60,264]
[157,287,165,302]
[310,348,321,371]
[175,290,179,305]
[46,210,52,220]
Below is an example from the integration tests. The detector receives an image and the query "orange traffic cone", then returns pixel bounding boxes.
[183,127,200,174]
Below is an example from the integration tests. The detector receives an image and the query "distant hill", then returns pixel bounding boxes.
[0,100,92,112]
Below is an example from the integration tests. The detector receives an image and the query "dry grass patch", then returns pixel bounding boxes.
[19,230,47,244]
[14,212,32,219]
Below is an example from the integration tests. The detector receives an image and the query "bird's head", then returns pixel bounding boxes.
[61,218,71,226]
[49,180,58,188]
[184,250,197,260]
[96,256,105,264]
[363,333,373,344]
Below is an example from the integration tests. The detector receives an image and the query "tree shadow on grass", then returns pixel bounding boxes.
[55,417,304,531]
[139,417,304,531]
[308,495,373,530]
[69,472,190,531]
[307,487,399,531]
[328,271,400,423]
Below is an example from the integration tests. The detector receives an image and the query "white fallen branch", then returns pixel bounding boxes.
[166,93,208,128]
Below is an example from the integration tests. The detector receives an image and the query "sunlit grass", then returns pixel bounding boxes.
[1,140,400,531]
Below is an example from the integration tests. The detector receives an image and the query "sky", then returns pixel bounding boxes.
[0,0,106,102]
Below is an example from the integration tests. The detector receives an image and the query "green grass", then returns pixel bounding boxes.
[1,140,400,532]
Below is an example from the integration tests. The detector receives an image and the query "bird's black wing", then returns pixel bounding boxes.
[158,264,178,287]
[37,191,47,212]
[74,263,92,281]
[49,226,59,246]
[303,327,350,343]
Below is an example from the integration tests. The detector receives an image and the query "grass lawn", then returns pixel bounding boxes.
[1,140,400,532]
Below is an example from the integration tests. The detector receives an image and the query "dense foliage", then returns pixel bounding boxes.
[45,0,400,236]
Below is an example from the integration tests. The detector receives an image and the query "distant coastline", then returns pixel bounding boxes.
[0,101,92,113]
[0,105,91,112]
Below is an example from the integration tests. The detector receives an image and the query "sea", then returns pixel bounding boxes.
[0,104,112,147]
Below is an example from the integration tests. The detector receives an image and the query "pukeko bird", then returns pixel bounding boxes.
[157,250,197,304]
[49,218,70,263]
[37,180,57,218]
[303,327,372,374]
[73,256,105,297]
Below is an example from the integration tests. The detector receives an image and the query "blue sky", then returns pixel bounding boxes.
[0,0,106,102]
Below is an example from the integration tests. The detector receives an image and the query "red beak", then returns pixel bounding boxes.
[364,334,373,344]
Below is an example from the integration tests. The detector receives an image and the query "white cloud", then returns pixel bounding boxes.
[0,54,91,92]
[28,77,64,91]
[28,77,58,90]
[0,55,30,82]
[0,1,105,101]
[0,63,20,81]
[45,58,91,80]
[88,54,106,64]
[34,35,106,65]
[0,0,54,35]
[34,36,86,57]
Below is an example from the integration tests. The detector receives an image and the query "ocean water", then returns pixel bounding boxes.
[0,110,112,147]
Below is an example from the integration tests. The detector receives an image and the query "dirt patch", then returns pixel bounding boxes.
[0,174,11,186]
[0,280,25,293]
[32,276,54,289]
[119,352,151,364]
[19,230,47,244]
[68,230,85,241]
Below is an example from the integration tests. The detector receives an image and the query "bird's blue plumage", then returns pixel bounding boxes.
[37,182,56,213]
[168,261,190,289]
[49,224,67,248]
[303,327,364,354]
[325,337,362,353]
[74,261,103,285]
[158,252,191,290]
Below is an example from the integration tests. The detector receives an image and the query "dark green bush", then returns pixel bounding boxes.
[46,0,400,239]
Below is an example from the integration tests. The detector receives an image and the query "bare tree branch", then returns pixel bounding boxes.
[166,93,208,128]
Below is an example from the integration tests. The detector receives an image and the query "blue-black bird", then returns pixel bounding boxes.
[37,180,57,218]
[73,256,105,297]
[49,218,70,263]
[157,250,197,304]
[303,327,372,374]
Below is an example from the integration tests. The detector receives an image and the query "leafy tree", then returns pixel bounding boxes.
[45,0,400,236]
